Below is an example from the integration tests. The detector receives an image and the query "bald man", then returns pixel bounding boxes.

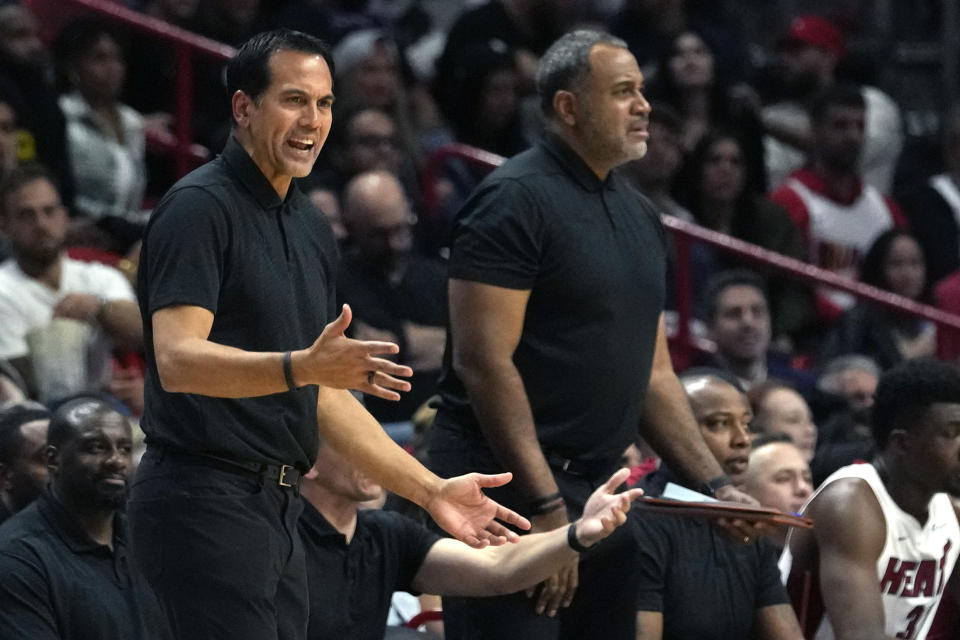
[338,170,447,422]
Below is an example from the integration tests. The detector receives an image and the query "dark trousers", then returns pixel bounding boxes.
[429,440,638,640]
[128,446,308,640]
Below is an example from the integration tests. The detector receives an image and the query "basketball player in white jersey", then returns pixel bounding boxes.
[780,358,960,639]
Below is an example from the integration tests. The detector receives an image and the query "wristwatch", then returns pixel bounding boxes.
[699,474,732,498]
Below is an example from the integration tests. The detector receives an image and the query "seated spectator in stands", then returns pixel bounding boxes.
[300,439,641,640]
[0,91,15,183]
[700,269,815,393]
[679,129,813,339]
[623,105,690,220]
[632,371,803,640]
[307,185,347,245]
[780,358,960,640]
[0,396,170,638]
[762,15,903,195]
[55,19,148,253]
[0,4,74,208]
[824,229,935,370]
[0,164,142,404]
[747,382,817,463]
[648,29,765,190]
[0,403,49,526]
[741,433,812,549]
[338,171,445,423]
[899,103,960,285]
[771,84,905,321]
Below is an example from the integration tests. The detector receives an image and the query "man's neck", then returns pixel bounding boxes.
[810,159,861,202]
[716,352,766,386]
[17,254,62,289]
[302,483,359,543]
[53,485,116,549]
[552,125,615,181]
[873,456,933,526]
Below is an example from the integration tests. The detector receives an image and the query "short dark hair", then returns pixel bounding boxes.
[47,396,119,450]
[809,82,865,123]
[0,403,50,466]
[750,431,794,450]
[704,269,769,324]
[226,29,335,104]
[0,162,60,216]
[53,17,125,91]
[679,367,745,393]
[872,359,960,448]
[536,30,628,118]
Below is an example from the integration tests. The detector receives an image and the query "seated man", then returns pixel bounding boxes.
[781,358,960,639]
[632,372,803,640]
[0,402,49,525]
[299,440,642,640]
[741,433,813,549]
[0,396,170,638]
[0,164,142,403]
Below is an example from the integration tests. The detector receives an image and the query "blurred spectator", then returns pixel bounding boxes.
[747,381,818,463]
[623,105,690,220]
[699,269,815,393]
[0,164,142,404]
[770,84,905,320]
[0,403,49,525]
[898,103,960,285]
[823,229,935,370]
[0,397,171,639]
[816,353,879,414]
[762,15,903,194]
[741,433,812,548]
[649,29,765,190]
[276,0,382,46]
[0,4,74,209]
[306,186,347,245]
[781,359,960,640]
[55,19,148,253]
[338,171,445,424]
[679,129,813,339]
[0,90,16,183]
[632,372,803,640]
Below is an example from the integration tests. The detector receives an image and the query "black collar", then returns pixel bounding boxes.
[540,132,612,194]
[221,136,288,212]
[299,500,350,547]
[37,489,123,555]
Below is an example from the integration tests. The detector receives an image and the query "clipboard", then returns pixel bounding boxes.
[633,495,814,529]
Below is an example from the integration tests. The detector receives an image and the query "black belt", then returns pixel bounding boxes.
[545,452,615,478]
[157,447,302,489]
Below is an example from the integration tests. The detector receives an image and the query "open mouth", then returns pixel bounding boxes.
[288,138,315,152]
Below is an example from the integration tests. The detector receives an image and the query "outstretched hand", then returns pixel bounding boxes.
[302,304,413,400]
[425,472,531,548]
[575,468,644,547]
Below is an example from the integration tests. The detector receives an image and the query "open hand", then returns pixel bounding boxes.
[576,468,644,546]
[425,472,531,548]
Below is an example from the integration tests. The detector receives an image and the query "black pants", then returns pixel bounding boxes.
[429,436,638,640]
[128,446,308,640]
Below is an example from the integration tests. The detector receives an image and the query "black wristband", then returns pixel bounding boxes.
[566,522,590,553]
[282,351,297,391]
[699,474,732,497]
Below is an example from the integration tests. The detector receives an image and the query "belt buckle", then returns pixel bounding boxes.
[278,464,295,487]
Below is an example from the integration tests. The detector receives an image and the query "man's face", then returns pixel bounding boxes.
[757,388,817,462]
[777,43,830,97]
[2,177,68,268]
[52,412,133,510]
[1,419,49,512]
[344,110,400,175]
[573,44,651,171]
[0,102,16,172]
[688,378,752,479]
[307,444,383,503]
[0,6,44,64]
[743,442,812,514]
[906,403,960,496]
[709,284,771,364]
[352,191,413,272]
[235,49,333,193]
[837,368,877,410]
[814,104,865,172]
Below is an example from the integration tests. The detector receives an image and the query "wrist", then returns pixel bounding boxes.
[699,474,732,498]
[567,521,591,553]
[91,296,108,324]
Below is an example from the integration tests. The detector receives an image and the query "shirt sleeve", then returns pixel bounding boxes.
[0,551,59,640]
[141,187,230,315]
[389,513,442,594]
[754,539,791,608]
[87,263,136,302]
[447,178,543,290]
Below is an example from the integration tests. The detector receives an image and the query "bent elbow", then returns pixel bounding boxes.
[154,348,186,392]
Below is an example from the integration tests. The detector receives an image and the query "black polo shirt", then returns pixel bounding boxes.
[137,136,338,470]
[0,491,171,639]
[434,133,667,465]
[299,502,439,640]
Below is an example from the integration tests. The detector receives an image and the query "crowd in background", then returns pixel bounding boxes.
[1,0,960,638]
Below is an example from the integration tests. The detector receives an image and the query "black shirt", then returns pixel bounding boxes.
[434,134,667,465]
[137,136,338,470]
[299,503,440,640]
[0,491,171,640]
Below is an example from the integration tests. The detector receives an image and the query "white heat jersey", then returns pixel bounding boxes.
[780,463,959,640]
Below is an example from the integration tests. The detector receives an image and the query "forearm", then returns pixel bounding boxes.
[156,336,292,398]
[315,386,441,507]
[459,358,557,499]
[99,299,143,349]
[641,368,725,486]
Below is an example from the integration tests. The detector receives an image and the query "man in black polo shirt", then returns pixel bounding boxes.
[0,402,50,525]
[429,29,759,639]
[0,397,171,639]
[301,440,642,640]
[130,29,527,640]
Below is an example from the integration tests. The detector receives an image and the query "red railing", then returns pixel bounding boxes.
[24,0,235,177]
[421,144,960,368]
